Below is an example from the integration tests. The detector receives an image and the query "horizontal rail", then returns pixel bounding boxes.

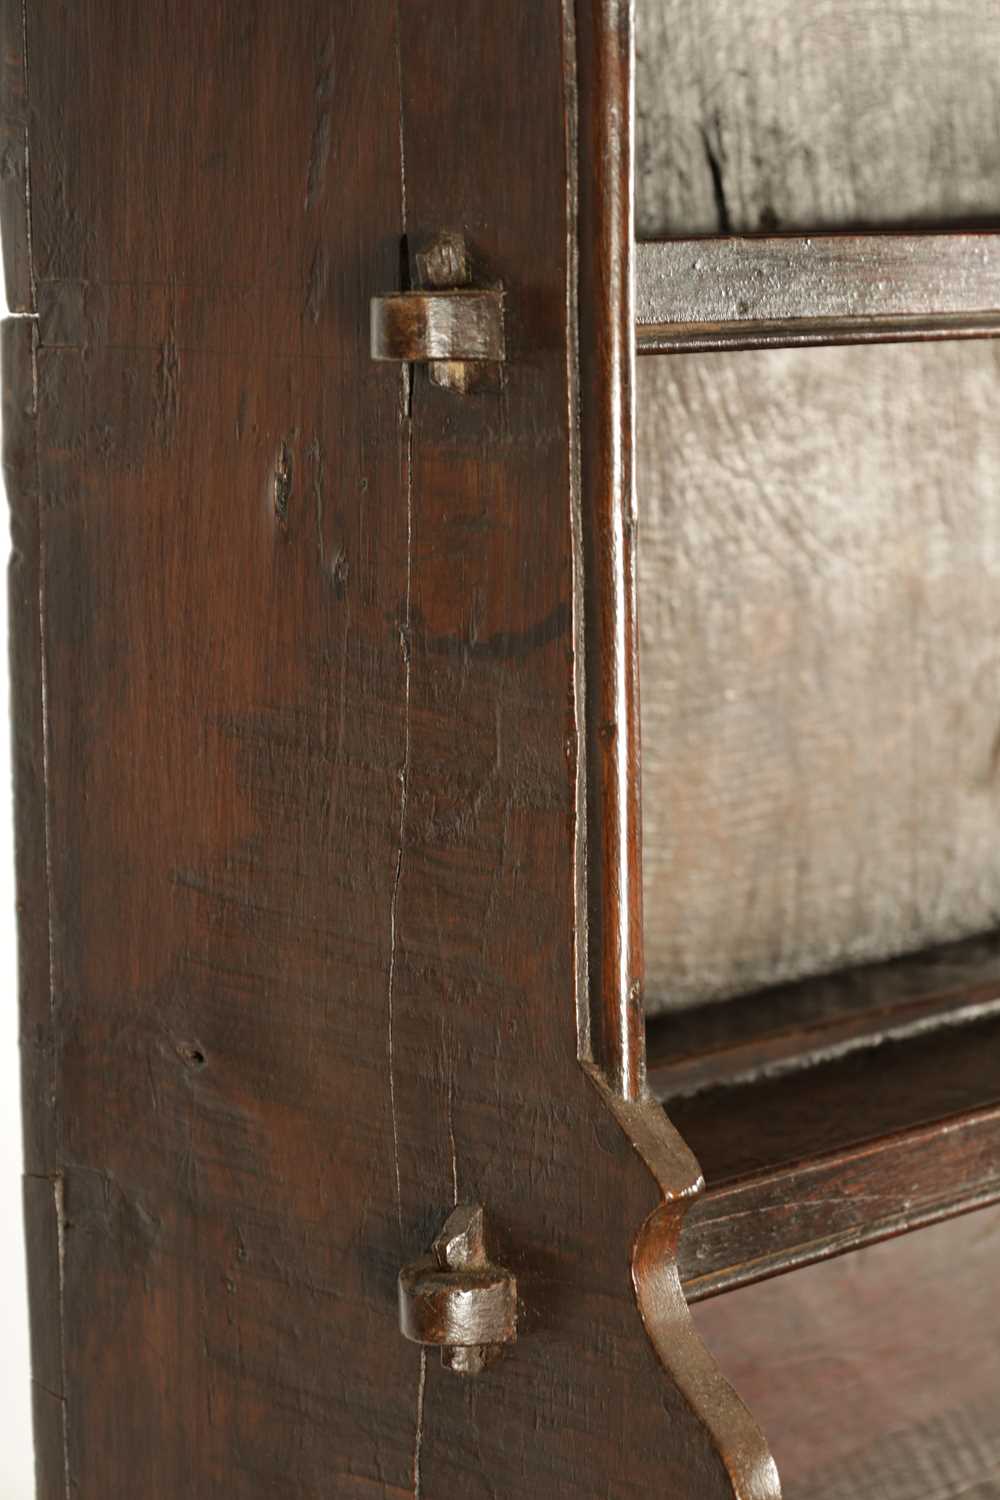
[679,1105,1000,1301]
[635,232,1000,353]
[650,972,1000,1298]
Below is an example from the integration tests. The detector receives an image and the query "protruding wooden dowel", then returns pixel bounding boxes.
[370,289,505,365]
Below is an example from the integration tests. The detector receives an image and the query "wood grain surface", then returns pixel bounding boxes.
[578,0,646,1098]
[5,2,779,1496]
[636,0,1000,239]
[636,0,1000,1010]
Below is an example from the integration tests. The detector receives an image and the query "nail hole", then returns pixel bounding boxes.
[177,1043,206,1069]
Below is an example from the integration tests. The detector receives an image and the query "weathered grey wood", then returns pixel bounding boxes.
[635,234,1000,353]
[636,0,1000,1009]
[636,0,1000,240]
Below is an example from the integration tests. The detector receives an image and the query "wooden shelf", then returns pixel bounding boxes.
[635,231,1000,353]
[648,935,1000,1300]
[648,930,1000,1098]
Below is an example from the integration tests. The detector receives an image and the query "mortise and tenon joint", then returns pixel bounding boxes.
[398,1204,517,1375]
[370,230,505,394]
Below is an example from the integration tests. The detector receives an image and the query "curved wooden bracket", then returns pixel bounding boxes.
[574,3,782,1495]
[588,1072,783,1500]
[634,1200,784,1500]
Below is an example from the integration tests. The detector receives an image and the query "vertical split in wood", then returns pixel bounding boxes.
[5,308,65,1498]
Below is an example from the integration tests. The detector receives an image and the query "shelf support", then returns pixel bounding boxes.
[636,232,1000,353]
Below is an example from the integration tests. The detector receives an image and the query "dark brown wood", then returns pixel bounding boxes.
[578,0,646,1101]
[643,910,1000,1299]
[666,1007,1000,1181]
[0,0,31,313]
[11,5,420,1494]
[659,1009,1000,1297]
[636,233,1000,352]
[4,306,63,1498]
[6,2,779,1497]
[21,1173,64,1500]
[681,1105,1000,1301]
[692,1208,1000,1500]
[20,4,997,1492]
[391,1,777,1491]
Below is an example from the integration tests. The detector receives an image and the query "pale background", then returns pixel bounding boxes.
[1,277,36,1497]
[637,0,1000,1011]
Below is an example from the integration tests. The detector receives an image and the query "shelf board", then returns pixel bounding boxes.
[678,1099,1000,1302]
[647,936,1000,1300]
[635,231,1000,353]
[647,929,1000,1098]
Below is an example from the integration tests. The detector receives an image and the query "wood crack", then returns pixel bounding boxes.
[411,1348,426,1498]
